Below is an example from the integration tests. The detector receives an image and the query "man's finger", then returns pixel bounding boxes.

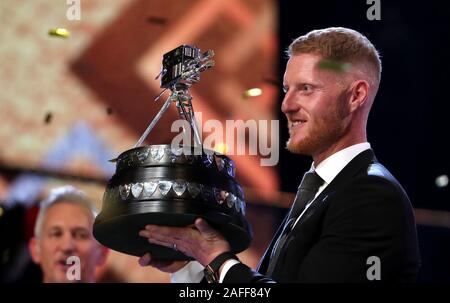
[139,230,150,238]
[145,225,181,235]
[138,253,151,267]
[151,260,177,270]
[145,225,194,243]
[147,237,173,249]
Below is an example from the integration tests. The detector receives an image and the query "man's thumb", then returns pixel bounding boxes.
[195,218,215,235]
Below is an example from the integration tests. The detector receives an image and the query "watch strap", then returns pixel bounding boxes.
[204,252,239,283]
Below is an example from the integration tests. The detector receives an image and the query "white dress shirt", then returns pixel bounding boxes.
[170,142,372,283]
[296,142,371,227]
[170,259,204,283]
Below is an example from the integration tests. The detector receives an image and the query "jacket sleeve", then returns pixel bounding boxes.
[223,263,275,283]
[295,175,419,282]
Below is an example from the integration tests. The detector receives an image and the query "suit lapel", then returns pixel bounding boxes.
[317,149,376,197]
[257,214,289,273]
[270,149,376,278]
[292,149,376,229]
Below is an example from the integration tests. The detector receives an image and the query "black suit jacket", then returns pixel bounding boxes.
[224,149,420,282]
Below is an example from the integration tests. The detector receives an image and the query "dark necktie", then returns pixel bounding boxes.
[265,170,324,277]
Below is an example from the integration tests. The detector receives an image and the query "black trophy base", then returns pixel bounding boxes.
[93,201,252,261]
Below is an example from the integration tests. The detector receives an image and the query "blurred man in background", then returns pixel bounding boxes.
[28,185,108,283]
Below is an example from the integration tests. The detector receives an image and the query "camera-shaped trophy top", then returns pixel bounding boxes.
[134,45,215,148]
[160,44,215,89]
[93,45,252,261]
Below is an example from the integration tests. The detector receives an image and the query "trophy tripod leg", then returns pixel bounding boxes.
[134,96,173,148]
[177,99,202,148]
[190,112,202,148]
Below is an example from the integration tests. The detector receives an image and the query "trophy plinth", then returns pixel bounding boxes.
[93,145,252,260]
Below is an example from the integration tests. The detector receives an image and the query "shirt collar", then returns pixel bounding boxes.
[312,142,371,185]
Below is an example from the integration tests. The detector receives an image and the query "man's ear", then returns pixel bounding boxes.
[28,237,41,264]
[348,80,369,113]
[96,245,109,267]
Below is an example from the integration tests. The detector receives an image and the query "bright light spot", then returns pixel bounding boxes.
[214,142,229,154]
[243,88,262,98]
[435,175,449,188]
[48,28,71,38]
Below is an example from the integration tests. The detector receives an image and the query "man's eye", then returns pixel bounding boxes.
[302,84,313,92]
[74,231,90,240]
[49,230,62,238]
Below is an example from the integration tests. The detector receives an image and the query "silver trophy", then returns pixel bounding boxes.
[93,45,252,260]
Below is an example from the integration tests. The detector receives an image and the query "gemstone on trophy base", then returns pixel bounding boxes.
[150,145,165,162]
[143,181,157,197]
[173,181,187,196]
[226,160,235,177]
[215,156,225,171]
[226,193,237,209]
[240,199,246,215]
[187,182,201,198]
[137,150,149,163]
[170,146,183,156]
[131,183,144,198]
[119,184,130,200]
[235,197,241,213]
[158,180,173,196]
[214,188,228,204]
[202,154,213,167]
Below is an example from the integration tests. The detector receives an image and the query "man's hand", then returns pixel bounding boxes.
[138,218,231,266]
[138,252,188,273]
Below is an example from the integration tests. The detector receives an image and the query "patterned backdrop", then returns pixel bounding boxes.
[0,0,280,282]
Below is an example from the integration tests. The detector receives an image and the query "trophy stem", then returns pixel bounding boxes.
[190,111,202,148]
[175,88,202,147]
[134,95,173,148]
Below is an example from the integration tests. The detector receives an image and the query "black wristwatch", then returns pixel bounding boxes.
[204,252,239,283]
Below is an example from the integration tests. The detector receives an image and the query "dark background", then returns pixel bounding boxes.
[277,0,450,281]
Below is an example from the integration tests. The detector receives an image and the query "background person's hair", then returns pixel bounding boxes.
[34,185,98,238]
[287,27,382,88]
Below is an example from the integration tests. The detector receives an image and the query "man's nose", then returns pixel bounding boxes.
[281,92,300,115]
[60,233,76,254]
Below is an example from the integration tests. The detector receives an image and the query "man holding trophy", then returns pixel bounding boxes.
[95,27,420,283]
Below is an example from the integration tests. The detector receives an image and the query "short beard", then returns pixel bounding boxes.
[286,100,349,157]
[286,120,345,156]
